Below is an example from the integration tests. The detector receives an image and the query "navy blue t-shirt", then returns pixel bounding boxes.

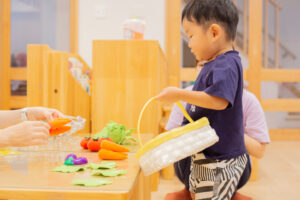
[182,50,246,160]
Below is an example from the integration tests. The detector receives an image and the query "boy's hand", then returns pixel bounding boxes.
[1,121,50,147]
[25,107,64,122]
[156,87,182,103]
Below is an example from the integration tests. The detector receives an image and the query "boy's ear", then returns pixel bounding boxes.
[208,24,222,41]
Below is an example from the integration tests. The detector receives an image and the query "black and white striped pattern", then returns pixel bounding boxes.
[189,153,248,200]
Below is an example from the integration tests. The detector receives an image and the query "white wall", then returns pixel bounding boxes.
[78,0,165,67]
[10,0,70,55]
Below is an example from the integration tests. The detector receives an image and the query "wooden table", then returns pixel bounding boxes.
[0,134,153,200]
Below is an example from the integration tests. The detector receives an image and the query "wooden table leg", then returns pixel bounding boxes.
[162,164,175,180]
[250,156,258,181]
[130,170,151,200]
[151,171,160,191]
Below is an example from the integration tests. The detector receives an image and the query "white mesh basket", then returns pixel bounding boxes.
[136,98,219,176]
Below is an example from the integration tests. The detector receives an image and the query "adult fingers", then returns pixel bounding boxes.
[30,121,51,130]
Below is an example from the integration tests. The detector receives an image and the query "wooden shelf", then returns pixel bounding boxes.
[10,67,27,80]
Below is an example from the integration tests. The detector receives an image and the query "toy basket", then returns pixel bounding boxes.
[136,97,219,176]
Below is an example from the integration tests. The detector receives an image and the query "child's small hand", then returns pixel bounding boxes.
[25,107,64,122]
[1,121,50,147]
[156,87,182,103]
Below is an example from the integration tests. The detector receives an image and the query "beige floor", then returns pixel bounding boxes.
[151,141,300,200]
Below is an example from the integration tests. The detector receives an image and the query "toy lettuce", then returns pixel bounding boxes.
[93,121,137,145]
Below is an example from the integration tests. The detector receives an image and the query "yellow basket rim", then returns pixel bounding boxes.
[136,117,209,158]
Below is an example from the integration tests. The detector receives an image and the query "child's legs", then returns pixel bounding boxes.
[231,154,252,198]
[189,153,218,199]
[174,156,191,189]
[236,154,252,189]
[189,153,248,200]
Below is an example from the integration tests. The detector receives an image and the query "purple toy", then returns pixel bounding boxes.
[65,154,77,161]
[72,157,88,165]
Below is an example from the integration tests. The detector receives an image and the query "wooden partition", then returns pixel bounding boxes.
[92,40,167,135]
[0,0,79,110]
[27,45,91,134]
[0,0,10,110]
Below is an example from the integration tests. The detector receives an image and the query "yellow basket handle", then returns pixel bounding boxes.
[137,97,194,147]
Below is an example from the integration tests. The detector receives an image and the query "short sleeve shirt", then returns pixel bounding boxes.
[182,51,246,160]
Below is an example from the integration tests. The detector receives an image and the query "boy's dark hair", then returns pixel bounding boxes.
[182,0,239,41]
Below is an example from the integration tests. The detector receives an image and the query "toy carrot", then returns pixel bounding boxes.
[98,149,128,160]
[49,118,72,129]
[118,152,128,156]
[50,126,71,136]
[101,140,130,152]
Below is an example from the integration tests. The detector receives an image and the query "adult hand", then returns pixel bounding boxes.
[0,121,50,147]
[25,107,64,122]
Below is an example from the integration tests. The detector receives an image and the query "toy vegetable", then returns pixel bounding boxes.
[87,138,101,152]
[50,126,71,136]
[100,140,130,152]
[98,140,129,160]
[80,137,91,149]
[49,118,72,136]
[49,118,72,128]
[81,137,112,151]
[64,154,88,165]
[98,149,128,160]
[93,121,136,145]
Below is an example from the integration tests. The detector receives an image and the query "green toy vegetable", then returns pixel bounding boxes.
[93,121,137,145]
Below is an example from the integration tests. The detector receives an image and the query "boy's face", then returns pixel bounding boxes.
[182,18,219,61]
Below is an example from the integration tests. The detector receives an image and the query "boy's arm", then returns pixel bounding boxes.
[179,89,229,110]
[244,134,267,159]
[156,87,229,110]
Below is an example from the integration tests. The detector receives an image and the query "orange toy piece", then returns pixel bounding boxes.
[49,118,72,129]
[101,140,130,152]
[50,126,71,136]
[98,149,128,160]
[49,118,72,136]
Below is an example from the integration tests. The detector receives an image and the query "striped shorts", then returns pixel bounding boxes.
[189,153,248,200]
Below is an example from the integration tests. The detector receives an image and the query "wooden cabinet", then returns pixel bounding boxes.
[92,40,167,134]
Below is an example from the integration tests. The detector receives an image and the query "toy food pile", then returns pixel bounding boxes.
[49,118,72,136]
[81,138,129,160]
[80,121,137,160]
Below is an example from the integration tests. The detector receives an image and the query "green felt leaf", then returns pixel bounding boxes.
[72,178,112,187]
[85,161,116,170]
[52,165,84,173]
[91,169,126,177]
